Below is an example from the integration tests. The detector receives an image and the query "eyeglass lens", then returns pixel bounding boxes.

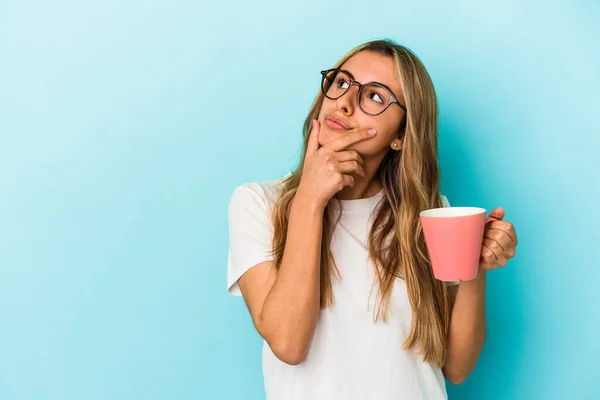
[322,70,391,115]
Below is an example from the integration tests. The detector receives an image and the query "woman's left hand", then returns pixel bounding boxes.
[479,207,518,271]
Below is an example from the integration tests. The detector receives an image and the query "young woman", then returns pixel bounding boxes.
[226,39,518,399]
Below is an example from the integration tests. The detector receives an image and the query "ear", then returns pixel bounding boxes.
[390,137,403,151]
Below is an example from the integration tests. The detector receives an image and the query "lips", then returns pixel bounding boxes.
[325,114,352,130]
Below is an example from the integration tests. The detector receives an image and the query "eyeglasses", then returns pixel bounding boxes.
[320,68,407,116]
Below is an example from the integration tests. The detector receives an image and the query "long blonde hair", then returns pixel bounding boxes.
[269,39,455,368]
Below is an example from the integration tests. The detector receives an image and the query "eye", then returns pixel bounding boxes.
[335,77,349,89]
[366,91,383,103]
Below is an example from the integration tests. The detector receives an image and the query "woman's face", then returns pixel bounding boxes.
[317,50,406,157]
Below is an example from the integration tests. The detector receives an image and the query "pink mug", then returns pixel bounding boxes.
[419,207,497,282]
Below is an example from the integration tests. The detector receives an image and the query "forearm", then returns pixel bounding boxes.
[443,268,487,384]
[259,195,323,363]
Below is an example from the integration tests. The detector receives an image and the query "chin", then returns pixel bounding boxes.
[320,124,350,138]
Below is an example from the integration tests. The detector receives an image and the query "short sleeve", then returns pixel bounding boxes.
[441,194,460,287]
[226,184,275,296]
[441,194,451,208]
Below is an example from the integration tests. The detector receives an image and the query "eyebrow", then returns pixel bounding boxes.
[342,69,401,101]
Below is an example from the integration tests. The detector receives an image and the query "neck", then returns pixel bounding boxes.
[335,175,382,200]
[335,150,388,200]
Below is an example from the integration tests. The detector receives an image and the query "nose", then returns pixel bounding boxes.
[336,82,360,114]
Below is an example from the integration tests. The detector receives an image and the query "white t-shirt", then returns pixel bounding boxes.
[227,172,458,400]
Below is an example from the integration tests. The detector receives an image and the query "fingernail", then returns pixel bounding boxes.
[368,129,377,135]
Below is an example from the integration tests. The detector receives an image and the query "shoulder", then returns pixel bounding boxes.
[440,194,451,208]
[229,171,291,212]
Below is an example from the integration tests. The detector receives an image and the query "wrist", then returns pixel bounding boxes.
[294,188,325,214]
[461,267,487,286]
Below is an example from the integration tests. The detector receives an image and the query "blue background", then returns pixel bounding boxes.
[1,0,599,399]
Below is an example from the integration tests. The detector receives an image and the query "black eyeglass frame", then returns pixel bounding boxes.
[320,68,407,115]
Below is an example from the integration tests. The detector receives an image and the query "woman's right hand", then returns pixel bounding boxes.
[296,119,378,211]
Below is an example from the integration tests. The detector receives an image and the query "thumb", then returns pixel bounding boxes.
[488,207,505,220]
[307,119,320,155]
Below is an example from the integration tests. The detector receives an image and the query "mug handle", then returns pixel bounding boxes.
[485,216,498,224]
[479,216,500,263]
